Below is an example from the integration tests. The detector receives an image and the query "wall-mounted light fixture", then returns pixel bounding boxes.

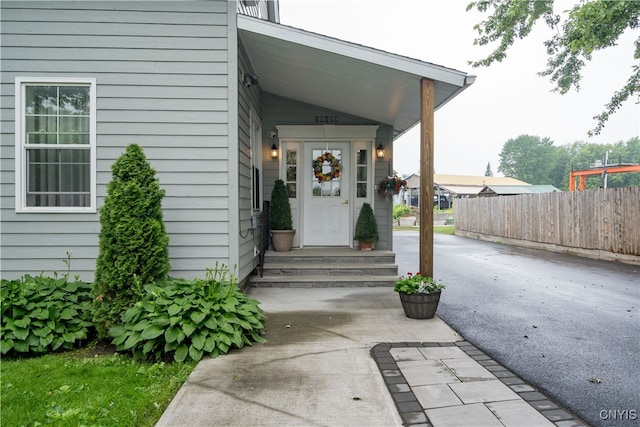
[268,130,278,158]
[242,71,259,88]
[270,143,279,159]
[376,143,385,159]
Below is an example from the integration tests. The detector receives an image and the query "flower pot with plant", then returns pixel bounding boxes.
[394,273,445,319]
[354,203,379,251]
[269,179,295,252]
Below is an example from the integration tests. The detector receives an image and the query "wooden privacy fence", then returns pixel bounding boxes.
[454,187,640,256]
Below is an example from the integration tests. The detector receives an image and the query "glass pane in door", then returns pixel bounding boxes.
[356,149,368,198]
[312,149,342,197]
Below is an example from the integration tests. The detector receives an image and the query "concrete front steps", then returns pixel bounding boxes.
[249,247,399,288]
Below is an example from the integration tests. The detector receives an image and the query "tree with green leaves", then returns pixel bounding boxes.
[562,137,640,189]
[549,144,571,189]
[93,144,170,338]
[484,162,493,177]
[497,136,639,189]
[498,134,560,185]
[606,137,640,187]
[467,0,640,136]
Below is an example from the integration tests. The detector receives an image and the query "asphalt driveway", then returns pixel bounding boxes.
[394,231,639,427]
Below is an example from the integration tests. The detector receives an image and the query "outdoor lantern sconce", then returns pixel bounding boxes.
[242,71,259,88]
[376,143,385,159]
[269,130,278,159]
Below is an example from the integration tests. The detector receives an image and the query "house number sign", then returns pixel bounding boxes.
[314,115,339,124]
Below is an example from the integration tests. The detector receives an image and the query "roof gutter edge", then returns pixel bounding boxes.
[435,74,476,113]
[393,74,477,140]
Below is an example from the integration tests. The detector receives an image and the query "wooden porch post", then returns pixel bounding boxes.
[419,78,434,277]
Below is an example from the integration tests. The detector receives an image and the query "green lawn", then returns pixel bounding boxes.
[434,225,455,235]
[1,346,195,427]
[394,225,455,235]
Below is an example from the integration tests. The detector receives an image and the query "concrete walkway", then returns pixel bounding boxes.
[157,288,586,427]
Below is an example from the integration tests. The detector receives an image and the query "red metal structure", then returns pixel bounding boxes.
[569,164,640,191]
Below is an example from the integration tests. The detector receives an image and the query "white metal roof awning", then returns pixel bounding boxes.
[237,15,475,138]
[438,185,485,196]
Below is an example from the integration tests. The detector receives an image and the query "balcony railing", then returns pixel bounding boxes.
[237,0,272,21]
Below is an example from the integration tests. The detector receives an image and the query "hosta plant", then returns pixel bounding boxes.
[1,272,94,356]
[109,265,266,363]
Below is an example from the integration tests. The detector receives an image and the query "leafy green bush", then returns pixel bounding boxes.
[93,143,170,339]
[109,265,266,362]
[1,273,94,356]
[393,204,411,220]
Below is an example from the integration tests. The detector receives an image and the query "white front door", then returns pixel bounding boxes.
[303,143,351,246]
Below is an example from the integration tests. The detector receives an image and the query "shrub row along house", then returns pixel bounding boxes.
[0,1,474,284]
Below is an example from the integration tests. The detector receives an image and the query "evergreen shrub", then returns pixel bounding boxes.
[93,144,170,338]
[354,203,379,243]
[269,179,293,230]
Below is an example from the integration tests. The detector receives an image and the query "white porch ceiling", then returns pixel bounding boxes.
[238,15,475,138]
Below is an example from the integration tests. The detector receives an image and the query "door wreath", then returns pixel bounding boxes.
[313,152,341,182]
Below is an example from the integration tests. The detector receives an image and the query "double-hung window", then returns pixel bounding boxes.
[15,78,96,212]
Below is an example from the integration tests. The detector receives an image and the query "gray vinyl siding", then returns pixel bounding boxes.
[373,125,395,251]
[0,1,233,281]
[261,93,394,251]
[236,43,262,280]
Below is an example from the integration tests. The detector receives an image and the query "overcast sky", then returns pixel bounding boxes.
[278,0,639,177]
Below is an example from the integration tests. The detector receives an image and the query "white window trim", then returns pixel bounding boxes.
[249,107,263,213]
[15,77,97,213]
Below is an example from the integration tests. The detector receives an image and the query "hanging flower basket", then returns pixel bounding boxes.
[313,152,341,183]
[377,175,407,201]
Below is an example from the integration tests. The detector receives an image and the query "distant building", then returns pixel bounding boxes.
[402,174,532,207]
[478,185,561,197]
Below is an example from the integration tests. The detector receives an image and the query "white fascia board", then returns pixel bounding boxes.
[238,15,468,87]
[276,125,379,139]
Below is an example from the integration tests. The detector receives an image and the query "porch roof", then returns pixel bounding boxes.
[238,15,475,138]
